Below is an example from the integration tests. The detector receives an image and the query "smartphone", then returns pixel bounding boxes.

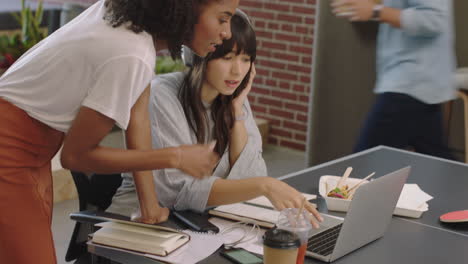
[220,249,263,264]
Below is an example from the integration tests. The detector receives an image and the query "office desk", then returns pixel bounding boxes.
[88,146,468,263]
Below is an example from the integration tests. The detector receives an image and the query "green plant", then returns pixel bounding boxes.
[155,56,185,74]
[0,0,45,69]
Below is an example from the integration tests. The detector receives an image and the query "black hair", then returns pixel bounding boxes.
[179,13,257,155]
[104,0,213,58]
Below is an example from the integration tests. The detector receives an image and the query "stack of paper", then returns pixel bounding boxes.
[145,230,224,264]
[394,184,433,218]
[245,193,316,209]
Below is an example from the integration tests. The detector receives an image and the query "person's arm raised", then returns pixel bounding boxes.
[229,64,255,166]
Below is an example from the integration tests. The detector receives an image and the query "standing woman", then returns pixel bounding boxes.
[0,0,239,263]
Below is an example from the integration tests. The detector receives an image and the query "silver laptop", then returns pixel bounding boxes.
[306,166,411,262]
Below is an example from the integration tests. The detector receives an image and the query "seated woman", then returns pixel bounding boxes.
[108,10,322,227]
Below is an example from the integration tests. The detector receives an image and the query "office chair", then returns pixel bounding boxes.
[65,171,122,264]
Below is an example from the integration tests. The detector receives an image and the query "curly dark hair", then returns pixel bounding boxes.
[104,0,213,58]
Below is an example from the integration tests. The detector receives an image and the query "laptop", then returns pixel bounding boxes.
[306,166,411,262]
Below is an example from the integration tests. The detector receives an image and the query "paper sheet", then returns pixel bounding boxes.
[396,184,433,210]
[245,193,317,208]
[214,203,280,223]
[145,230,223,264]
[209,217,265,255]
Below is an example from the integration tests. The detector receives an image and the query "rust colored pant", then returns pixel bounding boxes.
[0,98,64,264]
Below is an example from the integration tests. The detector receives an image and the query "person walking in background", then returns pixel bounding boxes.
[332,0,456,159]
[0,0,239,263]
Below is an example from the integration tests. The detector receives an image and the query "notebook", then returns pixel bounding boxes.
[92,221,190,256]
[88,228,224,264]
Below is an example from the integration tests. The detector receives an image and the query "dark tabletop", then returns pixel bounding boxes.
[89,146,468,264]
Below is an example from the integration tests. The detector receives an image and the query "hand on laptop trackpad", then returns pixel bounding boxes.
[310,214,343,236]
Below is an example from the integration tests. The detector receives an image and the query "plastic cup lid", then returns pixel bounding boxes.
[263,228,301,249]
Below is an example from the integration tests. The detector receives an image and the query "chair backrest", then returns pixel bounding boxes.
[66,171,123,262]
[71,171,123,211]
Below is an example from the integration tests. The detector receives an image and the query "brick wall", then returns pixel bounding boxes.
[239,0,316,151]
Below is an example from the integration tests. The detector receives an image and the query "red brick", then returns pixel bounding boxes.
[251,87,271,95]
[305,18,315,25]
[285,102,308,112]
[250,11,275,20]
[293,84,305,92]
[272,71,298,81]
[273,52,299,62]
[299,95,309,103]
[253,76,264,85]
[256,30,273,39]
[280,140,306,151]
[258,97,283,108]
[254,76,264,85]
[241,0,264,8]
[271,128,292,138]
[269,109,294,119]
[287,64,312,74]
[302,56,312,64]
[304,36,314,45]
[281,24,294,32]
[272,90,297,101]
[292,6,316,14]
[282,0,306,4]
[251,105,267,113]
[255,115,280,126]
[301,76,311,83]
[257,49,272,57]
[265,79,277,87]
[255,20,266,28]
[276,33,301,43]
[296,113,308,122]
[296,26,309,34]
[263,116,281,126]
[265,3,291,12]
[268,22,280,30]
[260,60,286,70]
[277,14,303,23]
[263,41,287,51]
[295,133,307,141]
[279,82,290,90]
[284,120,308,132]
[289,45,313,55]
[256,68,269,76]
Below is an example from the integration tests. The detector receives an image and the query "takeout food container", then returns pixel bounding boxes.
[319,176,428,218]
[319,175,369,212]
[393,202,428,218]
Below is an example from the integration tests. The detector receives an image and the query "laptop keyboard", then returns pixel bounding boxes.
[307,223,343,257]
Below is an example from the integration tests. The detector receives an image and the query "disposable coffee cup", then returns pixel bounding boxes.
[263,228,300,264]
[277,208,312,264]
